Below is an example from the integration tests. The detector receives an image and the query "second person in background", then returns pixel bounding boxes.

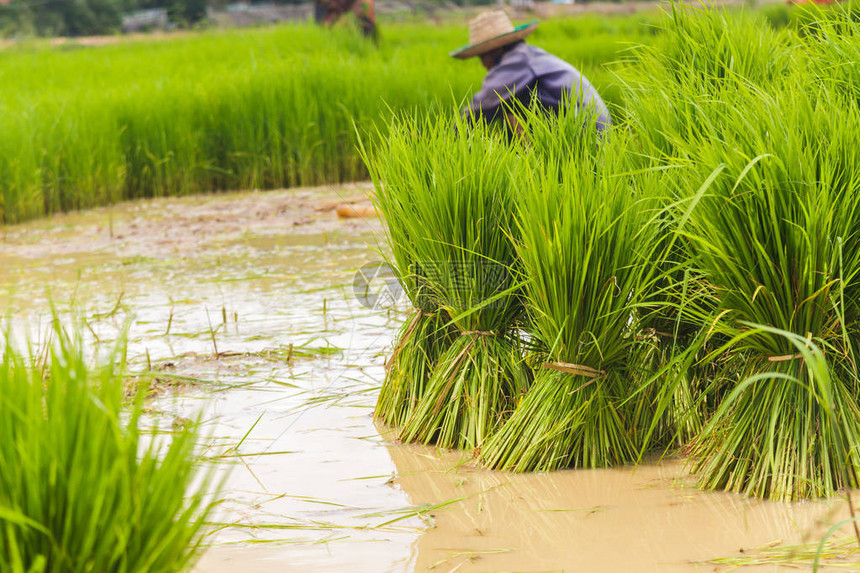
[314,0,377,41]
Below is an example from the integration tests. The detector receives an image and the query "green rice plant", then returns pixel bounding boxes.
[480,116,666,471]
[797,3,860,106]
[635,167,724,451]
[365,113,529,450]
[634,279,713,450]
[654,5,794,88]
[789,0,860,38]
[0,324,218,572]
[641,342,706,449]
[614,5,795,160]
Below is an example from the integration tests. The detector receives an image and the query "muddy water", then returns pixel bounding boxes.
[385,448,851,572]
[0,185,855,573]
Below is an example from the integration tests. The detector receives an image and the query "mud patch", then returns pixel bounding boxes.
[0,183,379,261]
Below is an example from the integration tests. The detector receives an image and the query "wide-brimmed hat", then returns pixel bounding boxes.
[450,10,538,59]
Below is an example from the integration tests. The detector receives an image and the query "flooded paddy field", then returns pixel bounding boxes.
[1,184,856,572]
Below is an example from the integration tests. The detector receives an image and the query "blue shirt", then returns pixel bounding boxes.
[466,42,611,131]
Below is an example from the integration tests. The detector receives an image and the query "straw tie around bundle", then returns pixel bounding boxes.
[460,330,496,337]
[542,362,606,379]
[766,353,803,363]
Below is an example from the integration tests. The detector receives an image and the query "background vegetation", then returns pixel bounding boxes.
[0,13,655,223]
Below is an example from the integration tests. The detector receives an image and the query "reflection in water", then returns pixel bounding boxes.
[383,437,848,572]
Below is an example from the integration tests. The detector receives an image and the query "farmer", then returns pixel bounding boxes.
[314,0,377,41]
[452,10,611,133]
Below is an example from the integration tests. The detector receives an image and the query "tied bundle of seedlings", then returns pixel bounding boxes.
[526,95,710,447]
[636,165,718,449]
[615,6,860,498]
[481,121,664,472]
[362,127,458,429]
[671,80,860,500]
[364,113,529,450]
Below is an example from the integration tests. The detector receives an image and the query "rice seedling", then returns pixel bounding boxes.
[797,4,860,105]
[635,171,722,451]
[0,323,218,571]
[479,113,666,472]
[710,512,860,569]
[713,539,860,570]
[364,113,529,450]
[613,5,794,160]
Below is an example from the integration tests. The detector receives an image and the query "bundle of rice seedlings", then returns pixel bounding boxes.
[611,5,860,499]
[527,99,709,449]
[0,324,217,571]
[360,120,456,429]
[364,113,529,450]
[670,80,860,500]
[636,168,723,449]
[480,122,665,472]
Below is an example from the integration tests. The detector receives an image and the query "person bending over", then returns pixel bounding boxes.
[314,0,377,41]
[452,10,611,134]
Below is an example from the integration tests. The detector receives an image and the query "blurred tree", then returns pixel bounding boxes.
[0,0,122,36]
[138,0,206,27]
[0,0,208,36]
[168,0,206,26]
[49,0,122,35]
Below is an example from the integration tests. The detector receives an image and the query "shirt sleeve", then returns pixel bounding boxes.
[465,51,536,121]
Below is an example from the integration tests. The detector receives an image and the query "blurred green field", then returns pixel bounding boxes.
[0,13,659,223]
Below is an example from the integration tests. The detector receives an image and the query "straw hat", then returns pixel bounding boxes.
[450,10,538,59]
